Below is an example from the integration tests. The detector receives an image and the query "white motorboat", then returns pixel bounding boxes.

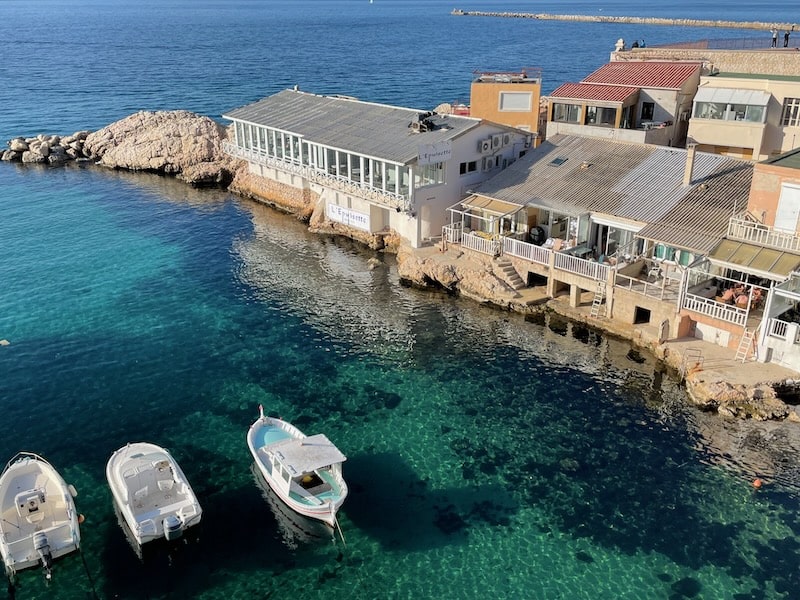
[106,443,202,548]
[247,405,348,527]
[0,452,81,581]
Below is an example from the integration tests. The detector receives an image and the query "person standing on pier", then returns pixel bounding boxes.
[771,27,778,47]
[784,30,790,47]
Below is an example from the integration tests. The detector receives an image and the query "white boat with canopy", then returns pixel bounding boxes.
[247,405,348,527]
[106,442,202,549]
[0,452,81,582]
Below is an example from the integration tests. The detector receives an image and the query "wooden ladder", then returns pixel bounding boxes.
[735,328,755,363]
[590,281,605,318]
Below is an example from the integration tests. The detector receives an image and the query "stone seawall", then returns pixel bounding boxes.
[451,10,796,31]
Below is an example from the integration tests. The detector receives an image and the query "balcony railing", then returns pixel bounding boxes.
[766,317,790,341]
[682,293,747,327]
[727,217,800,253]
[614,272,678,301]
[502,236,550,266]
[460,231,500,256]
[554,252,609,281]
[442,224,463,244]
[223,142,411,211]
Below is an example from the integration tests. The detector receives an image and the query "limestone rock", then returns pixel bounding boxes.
[178,160,235,187]
[84,110,230,177]
[686,376,791,420]
[8,138,28,152]
[21,150,46,163]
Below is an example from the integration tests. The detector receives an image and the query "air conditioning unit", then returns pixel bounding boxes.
[680,110,690,122]
[479,139,492,154]
[483,156,494,171]
[524,134,532,148]
[502,133,511,146]
[491,134,502,149]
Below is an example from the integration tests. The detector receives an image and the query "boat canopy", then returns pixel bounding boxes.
[269,434,347,476]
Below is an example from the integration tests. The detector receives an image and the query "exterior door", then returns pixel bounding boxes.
[775,183,800,232]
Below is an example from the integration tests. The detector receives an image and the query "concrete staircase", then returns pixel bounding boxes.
[494,257,526,291]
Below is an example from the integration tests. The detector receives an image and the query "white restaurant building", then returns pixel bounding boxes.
[223,89,532,247]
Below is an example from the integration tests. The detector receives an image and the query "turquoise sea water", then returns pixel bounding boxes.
[2,1,800,598]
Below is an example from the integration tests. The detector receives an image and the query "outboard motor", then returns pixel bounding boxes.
[33,532,52,580]
[162,515,183,541]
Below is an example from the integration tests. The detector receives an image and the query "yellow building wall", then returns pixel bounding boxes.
[469,81,542,133]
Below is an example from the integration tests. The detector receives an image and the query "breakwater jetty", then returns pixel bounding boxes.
[450,10,796,32]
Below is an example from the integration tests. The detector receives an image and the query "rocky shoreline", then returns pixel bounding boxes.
[5,110,799,422]
[2,110,240,187]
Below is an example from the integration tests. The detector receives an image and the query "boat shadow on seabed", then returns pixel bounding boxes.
[111,498,202,565]
[249,463,336,551]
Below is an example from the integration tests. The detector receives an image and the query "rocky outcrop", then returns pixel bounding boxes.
[685,376,799,421]
[2,132,91,164]
[3,111,241,186]
[83,111,239,186]
[397,245,520,303]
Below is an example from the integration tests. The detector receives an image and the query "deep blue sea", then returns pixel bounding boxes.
[1,1,799,599]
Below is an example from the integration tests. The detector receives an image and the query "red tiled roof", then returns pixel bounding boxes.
[582,61,701,89]
[549,82,638,102]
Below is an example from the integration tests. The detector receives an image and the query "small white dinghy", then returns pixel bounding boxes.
[106,443,201,549]
[247,405,348,527]
[0,452,81,581]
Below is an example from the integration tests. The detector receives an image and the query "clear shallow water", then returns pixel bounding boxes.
[2,1,800,599]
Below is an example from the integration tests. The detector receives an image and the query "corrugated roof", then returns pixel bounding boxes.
[223,89,480,164]
[474,134,752,253]
[549,83,638,102]
[764,147,800,171]
[582,61,701,89]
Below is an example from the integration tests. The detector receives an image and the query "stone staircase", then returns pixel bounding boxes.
[494,257,526,291]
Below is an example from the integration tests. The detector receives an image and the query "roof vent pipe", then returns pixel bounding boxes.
[683,143,697,186]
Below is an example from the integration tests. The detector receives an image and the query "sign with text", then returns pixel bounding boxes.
[328,204,371,232]
[418,141,452,165]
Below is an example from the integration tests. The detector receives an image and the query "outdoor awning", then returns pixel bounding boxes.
[462,195,523,217]
[694,87,771,107]
[269,434,347,475]
[708,239,800,281]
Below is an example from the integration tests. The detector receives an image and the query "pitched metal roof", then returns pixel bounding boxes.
[474,134,752,253]
[549,83,638,102]
[582,61,702,90]
[223,89,481,164]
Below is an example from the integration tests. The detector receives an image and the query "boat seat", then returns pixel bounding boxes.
[158,479,174,492]
[133,486,149,502]
[15,490,46,520]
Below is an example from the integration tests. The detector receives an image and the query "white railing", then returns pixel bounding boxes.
[614,272,674,300]
[727,217,800,252]
[461,232,499,256]
[223,142,411,211]
[682,293,747,326]
[442,225,462,244]
[502,237,551,265]
[553,253,609,281]
[766,318,790,341]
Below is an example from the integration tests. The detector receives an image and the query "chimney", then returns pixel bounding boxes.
[683,143,697,186]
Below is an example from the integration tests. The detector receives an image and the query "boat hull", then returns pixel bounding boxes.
[0,453,81,578]
[247,415,347,527]
[106,442,202,549]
